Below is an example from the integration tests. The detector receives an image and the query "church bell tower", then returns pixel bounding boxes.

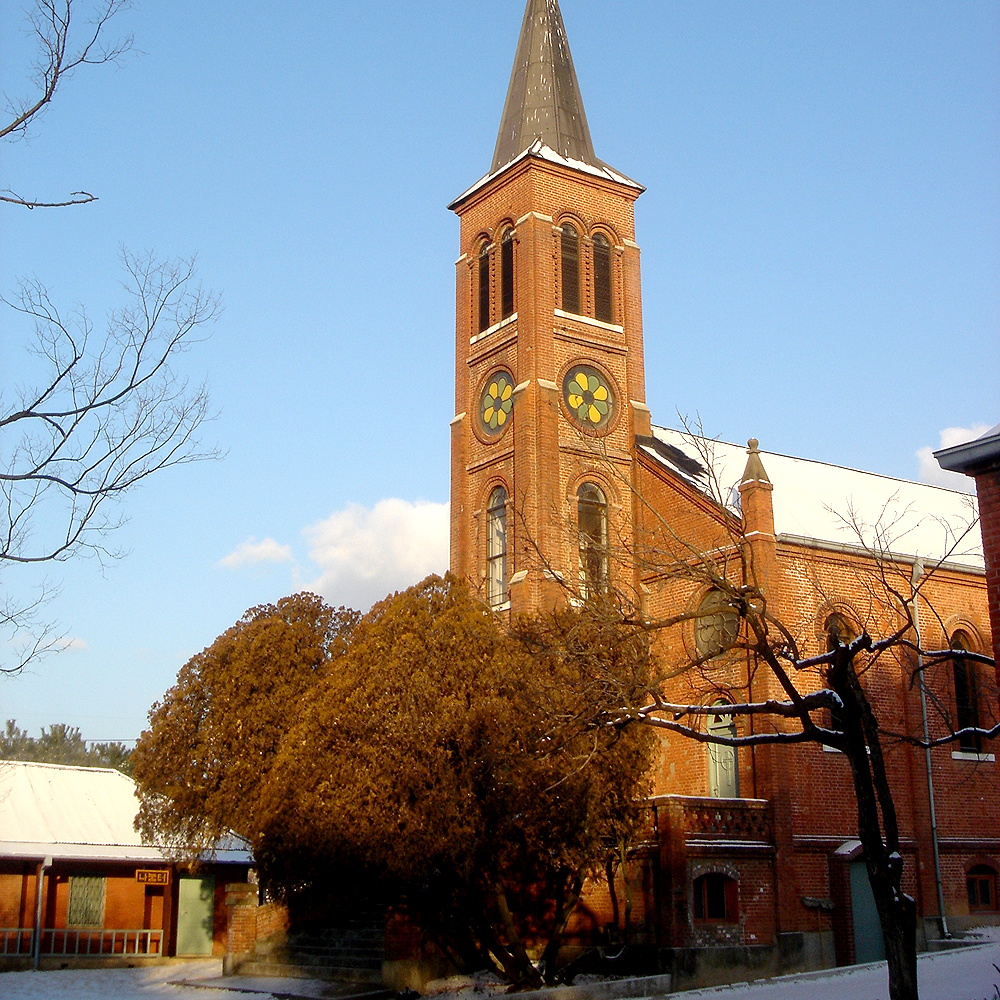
[449,0,648,614]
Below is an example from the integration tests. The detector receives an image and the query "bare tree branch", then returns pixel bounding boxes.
[0,250,220,671]
[2,0,133,207]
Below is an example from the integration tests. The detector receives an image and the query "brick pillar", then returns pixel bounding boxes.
[972,468,1000,671]
[223,883,258,976]
[738,439,777,596]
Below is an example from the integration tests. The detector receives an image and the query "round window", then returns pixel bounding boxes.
[563,365,614,431]
[480,370,514,436]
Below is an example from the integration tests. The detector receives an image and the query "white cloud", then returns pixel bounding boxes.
[58,637,87,651]
[302,498,449,611]
[218,536,294,569]
[916,424,990,493]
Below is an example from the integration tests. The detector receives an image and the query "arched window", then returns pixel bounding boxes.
[693,873,738,923]
[593,232,612,323]
[825,612,855,651]
[501,228,515,319]
[968,865,997,911]
[478,241,491,333]
[952,631,981,752]
[824,613,856,735]
[561,223,580,315]
[487,486,508,607]
[707,702,740,799]
[577,482,607,599]
[695,589,739,658]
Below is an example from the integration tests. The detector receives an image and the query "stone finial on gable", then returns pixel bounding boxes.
[741,437,771,486]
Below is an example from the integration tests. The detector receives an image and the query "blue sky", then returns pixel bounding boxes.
[2,0,997,743]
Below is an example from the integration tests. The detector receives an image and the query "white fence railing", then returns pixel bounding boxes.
[1,928,163,957]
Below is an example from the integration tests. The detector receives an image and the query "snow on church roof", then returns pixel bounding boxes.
[448,139,642,212]
[640,426,983,571]
[0,760,251,864]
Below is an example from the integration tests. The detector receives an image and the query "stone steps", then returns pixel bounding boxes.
[236,958,386,984]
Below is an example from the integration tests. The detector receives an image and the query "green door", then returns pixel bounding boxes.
[849,862,885,964]
[177,875,215,955]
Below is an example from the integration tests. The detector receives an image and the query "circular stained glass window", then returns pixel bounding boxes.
[480,370,514,436]
[563,365,614,430]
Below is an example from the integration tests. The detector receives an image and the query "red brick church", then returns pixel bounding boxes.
[448,0,995,979]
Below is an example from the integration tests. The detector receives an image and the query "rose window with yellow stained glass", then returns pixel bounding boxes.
[480,370,514,436]
[563,366,614,430]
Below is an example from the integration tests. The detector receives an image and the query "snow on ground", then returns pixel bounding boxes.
[665,940,1000,1000]
[4,940,1000,1000]
[0,958,342,999]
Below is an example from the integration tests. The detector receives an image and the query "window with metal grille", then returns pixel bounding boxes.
[968,865,997,911]
[578,482,607,599]
[478,242,491,333]
[501,228,514,319]
[68,875,106,927]
[487,486,508,607]
[695,590,739,658]
[561,223,580,315]
[693,873,738,923]
[952,631,981,751]
[593,232,612,323]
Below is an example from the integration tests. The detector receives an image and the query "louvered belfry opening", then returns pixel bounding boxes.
[478,242,491,333]
[593,233,612,323]
[561,224,580,315]
[501,229,515,319]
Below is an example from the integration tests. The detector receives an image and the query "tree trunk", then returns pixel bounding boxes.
[618,839,632,948]
[606,855,620,932]
[540,872,584,983]
[832,646,920,1000]
[492,886,543,988]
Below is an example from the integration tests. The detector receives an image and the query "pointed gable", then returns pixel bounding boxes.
[492,0,600,172]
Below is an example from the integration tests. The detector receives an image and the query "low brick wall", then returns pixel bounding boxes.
[223,883,290,975]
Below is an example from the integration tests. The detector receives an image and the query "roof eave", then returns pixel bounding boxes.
[934,427,1000,476]
[448,141,644,213]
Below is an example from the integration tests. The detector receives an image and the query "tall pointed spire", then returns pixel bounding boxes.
[492,0,600,173]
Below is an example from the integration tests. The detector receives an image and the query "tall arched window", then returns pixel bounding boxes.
[952,631,981,751]
[577,482,607,599]
[561,223,580,315]
[478,241,491,333]
[825,612,856,735]
[501,228,515,319]
[707,702,740,799]
[593,232,612,324]
[487,486,508,607]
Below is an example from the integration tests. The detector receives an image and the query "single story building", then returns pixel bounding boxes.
[0,760,252,966]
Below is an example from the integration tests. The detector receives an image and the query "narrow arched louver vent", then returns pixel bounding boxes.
[561,224,580,315]
[501,229,514,319]
[478,243,491,333]
[593,233,612,324]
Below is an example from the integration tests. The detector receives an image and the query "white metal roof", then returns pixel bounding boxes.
[642,427,983,571]
[0,761,251,864]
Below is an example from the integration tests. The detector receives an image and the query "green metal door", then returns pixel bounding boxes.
[177,875,215,955]
[849,862,885,964]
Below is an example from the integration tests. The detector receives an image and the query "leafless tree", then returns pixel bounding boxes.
[2,0,133,208]
[515,425,996,1000]
[1,251,220,672]
[3,2,220,673]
